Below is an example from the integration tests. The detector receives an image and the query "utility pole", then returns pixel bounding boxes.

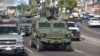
[83,0,86,12]
[99,0,100,14]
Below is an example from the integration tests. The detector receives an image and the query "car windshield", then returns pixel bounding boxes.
[53,23,65,28]
[39,22,51,27]
[0,27,17,34]
[67,23,75,27]
[22,19,32,24]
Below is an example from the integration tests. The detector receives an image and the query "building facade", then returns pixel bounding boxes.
[86,0,100,12]
[0,0,17,7]
[29,0,59,9]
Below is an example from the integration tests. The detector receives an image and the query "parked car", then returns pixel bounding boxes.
[94,15,100,18]
[88,18,100,27]
[0,24,24,55]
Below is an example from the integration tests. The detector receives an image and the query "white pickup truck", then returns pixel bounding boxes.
[0,24,24,55]
[67,21,80,40]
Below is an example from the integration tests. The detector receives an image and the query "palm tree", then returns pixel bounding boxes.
[29,0,36,14]
[45,0,51,7]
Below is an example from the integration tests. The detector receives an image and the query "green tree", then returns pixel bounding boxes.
[17,4,30,12]
[57,0,77,10]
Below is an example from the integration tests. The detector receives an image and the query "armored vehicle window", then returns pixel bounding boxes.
[53,23,65,28]
[0,27,17,34]
[67,23,75,27]
[39,22,51,27]
[22,20,32,23]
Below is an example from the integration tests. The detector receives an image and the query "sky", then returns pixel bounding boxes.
[80,0,98,4]
[17,0,29,5]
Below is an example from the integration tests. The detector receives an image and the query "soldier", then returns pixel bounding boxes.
[67,15,76,22]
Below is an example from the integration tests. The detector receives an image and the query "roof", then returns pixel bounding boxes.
[89,13,95,16]
[37,17,65,23]
[90,18,99,20]
[0,19,16,24]
[67,21,75,23]
[94,15,100,18]
[0,24,16,27]
[21,18,32,20]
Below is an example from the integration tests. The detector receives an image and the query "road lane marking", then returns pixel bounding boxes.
[75,49,84,54]
[25,47,33,53]
[25,47,44,56]
[94,31,100,35]
[81,35,100,43]
[84,40,100,47]
[85,27,100,35]
[81,35,100,47]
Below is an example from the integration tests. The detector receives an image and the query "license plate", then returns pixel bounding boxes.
[6,48,12,50]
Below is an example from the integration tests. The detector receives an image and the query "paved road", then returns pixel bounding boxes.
[1,20,100,56]
[80,20,100,39]
[0,49,31,56]
[23,37,100,56]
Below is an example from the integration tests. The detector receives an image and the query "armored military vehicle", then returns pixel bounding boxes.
[18,17,32,36]
[0,21,24,55]
[30,18,72,51]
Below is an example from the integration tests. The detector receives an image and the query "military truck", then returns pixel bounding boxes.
[18,17,32,36]
[0,21,24,55]
[30,18,72,51]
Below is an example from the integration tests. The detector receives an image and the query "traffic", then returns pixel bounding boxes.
[0,0,100,56]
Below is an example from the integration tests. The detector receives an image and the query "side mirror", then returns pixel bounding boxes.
[20,32,25,36]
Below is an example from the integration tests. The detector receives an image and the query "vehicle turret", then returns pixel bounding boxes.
[46,7,58,20]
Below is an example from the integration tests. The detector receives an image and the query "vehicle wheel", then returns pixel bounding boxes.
[36,39,44,51]
[64,44,72,52]
[77,38,80,41]
[30,40,33,47]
